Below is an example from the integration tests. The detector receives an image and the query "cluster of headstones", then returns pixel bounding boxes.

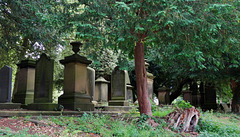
[0,42,138,111]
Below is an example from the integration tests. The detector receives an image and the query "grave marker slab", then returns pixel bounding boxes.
[87,67,95,101]
[0,65,21,109]
[0,66,12,103]
[28,54,58,110]
[109,66,129,106]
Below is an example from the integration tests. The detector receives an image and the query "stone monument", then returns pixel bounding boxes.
[109,66,129,106]
[157,86,170,105]
[126,85,133,103]
[28,53,58,110]
[145,60,155,100]
[12,59,36,106]
[0,65,21,109]
[87,67,95,101]
[94,69,109,106]
[58,42,94,111]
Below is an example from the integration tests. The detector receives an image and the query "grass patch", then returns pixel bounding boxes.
[197,111,240,137]
[51,113,177,137]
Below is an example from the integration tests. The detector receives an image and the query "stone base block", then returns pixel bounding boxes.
[12,92,34,105]
[96,102,108,107]
[58,93,94,111]
[0,103,21,109]
[103,106,132,111]
[109,100,129,106]
[28,103,59,111]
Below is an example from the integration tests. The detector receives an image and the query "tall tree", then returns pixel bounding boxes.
[60,0,240,115]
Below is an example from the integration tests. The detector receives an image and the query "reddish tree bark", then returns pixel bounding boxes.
[230,80,240,113]
[134,40,152,116]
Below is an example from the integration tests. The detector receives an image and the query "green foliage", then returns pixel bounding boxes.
[49,113,176,137]
[172,98,192,109]
[149,98,157,113]
[197,111,240,136]
[153,107,174,117]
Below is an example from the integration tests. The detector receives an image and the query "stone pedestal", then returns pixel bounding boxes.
[183,90,192,103]
[58,42,94,111]
[94,70,110,106]
[157,87,170,105]
[28,54,58,111]
[12,60,36,105]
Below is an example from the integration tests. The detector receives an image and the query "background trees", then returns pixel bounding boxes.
[0,0,240,113]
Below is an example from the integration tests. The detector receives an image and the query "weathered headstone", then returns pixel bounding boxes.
[12,60,36,105]
[87,67,95,101]
[28,53,58,110]
[58,42,94,111]
[158,87,170,105]
[0,65,21,109]
[126,85,133,103]
[221,103,231,113]
[109,66,129,106]
[94,69,109,106]
[0,66,12,103]
[145,61,155,100]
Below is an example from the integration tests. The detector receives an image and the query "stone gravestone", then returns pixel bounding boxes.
[58,42,94,111]
[221,103,231,113]
[145,60,155,100]
[87,67,95,101]
[109,66,129,106]
[12,59,36,106]
[0,66,12,103]
[126,85,133,103]
[28,53,58,110]
[0,65,20,109]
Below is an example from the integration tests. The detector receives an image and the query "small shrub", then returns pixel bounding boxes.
[172,99,192,109]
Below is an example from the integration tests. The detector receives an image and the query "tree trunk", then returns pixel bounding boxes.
[165,107,200,132]
[134,41,152,116]
[230,80,240,113]
[169,78,191,103]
